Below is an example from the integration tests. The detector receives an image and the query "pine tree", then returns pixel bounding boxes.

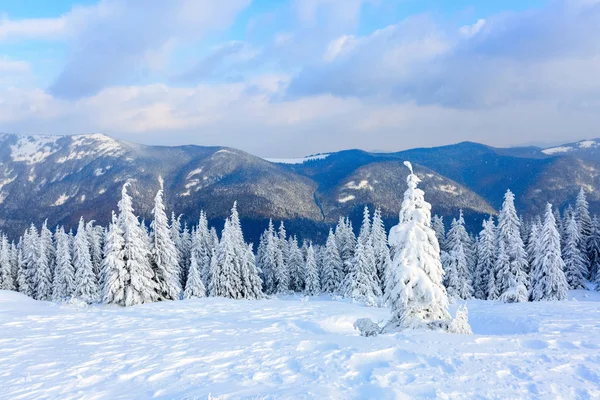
[526,219,541,272]
[496,189,529,302]
[73,217,99,303]
[119,183,158,306]
[52,227,76,301]
[209,219,242,298]
[384,162,452,331]
[85,221,104,282]
[443,214,473,300]
[287,236,305,292]
[150,190,182,301]
[101,212,127,305]
[10,241,19,291]
[304,243,320,296]
[0,235,15,291]
[530,204,568,301]
[192,211,213,290]
[180,223,192,283]
[184,251,206,299]
[20,224,38,298]
[588,216,600,283]
[229,203,262,299]
[335,217,356,282]
[257,220,277,294]
[432,215,446,253]
[372,207,391,293]
[169,212,184,283]
[39,220,55,278]
[474,217,496,300]
[321,229,343,293]
[563,215,587,290]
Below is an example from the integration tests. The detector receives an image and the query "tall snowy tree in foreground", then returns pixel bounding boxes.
[52,227,75,301]
[321,229,343,293]
[73,217,100,303]
[563,215,587,290]
[383,162,451,331]
[150,190,182,301]
[530,204,568,301]
[496,189,529,303]
[102,213,127,305]
[474,218,496,300]
[119,183,158,306]
[0,235,14,291]
[304,244,320,296]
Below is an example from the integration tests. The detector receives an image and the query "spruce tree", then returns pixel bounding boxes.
[150,190,182,301]
[184,251,206,299]
[32,223,53,301]
[530,204,568,301]
[209,219,242,298]
[169,212,184,283]
[20,224,38,298]
[474,217,496,300]
[563,215,587,290]
[287,236,305,292]
[588,216,600,283]
[496,189,529,302]
[321,229,343,293]
[229,203,262,299]
[73,217,100,303]
[85,221,104,281]
[335,217,356,281]
[119,183,158,306]
[443,214,473,300]
[372,207,391,293]
[384,162,451,330]
[52,227,76,301]
[432,215,446,253]
[304,243,320,296]
[102,213,127,305]
[0,235,15,291]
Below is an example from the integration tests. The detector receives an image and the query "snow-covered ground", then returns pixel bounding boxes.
[2,290,600,399]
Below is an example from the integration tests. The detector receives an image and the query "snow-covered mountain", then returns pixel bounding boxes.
[0,133,599,241]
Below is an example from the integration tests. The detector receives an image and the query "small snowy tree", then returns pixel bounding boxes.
[52,227,76,301]
[0,235,14,291]
[184,251,206,299]
[287,236,305,292]
[575,188,593,255]
[530,204,568,301]
[228,203,262,299]
[474,217,496,300]
[33,223,53,301]
[73,217,100,303]
[563,215,587,290]
[169,212,183,283]
[304,244,320,296]
[20,225,38,298]
[119,183,158,306]
[432,215,446,253]
[86,221,104,282]
[372,207,391,293]
[444,215,473,300]
[321,229,343,293]
[588,216,600,283]
[335,217,356,281]
[496,189,529,302]
[150,190,182,301]
[101,213,127,305]
[383,162,452,331]
[209,219,242,298]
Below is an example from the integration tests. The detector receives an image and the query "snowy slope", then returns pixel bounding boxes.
[2,290,600,399]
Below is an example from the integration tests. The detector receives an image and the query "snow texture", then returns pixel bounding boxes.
[2,290,600,399]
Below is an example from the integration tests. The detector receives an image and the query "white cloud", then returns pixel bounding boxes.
[0,15,68,41]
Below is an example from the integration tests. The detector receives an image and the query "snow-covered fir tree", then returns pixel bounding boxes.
[33,223,53,301]
[474,217,496,300]
[526,219,541,273]
[443,214,473,300]
[119,183,158,306]
[209,219,241,298]
[575,188,593,263]
[287,236,305,292]
[179,223,192,283]
[229,203,262,299]
[384,162,452,331]
[150,190,182,301]
[183,251,206,299]
[432,215,446,253]
[19,224,38,298]
[0,235,14,291]
[372,207,391,293]
[588,216,600,282]
[52,227,76,301]
[101,212,127,305]
[335,217,356,282]
[343,206,381,306]
[85,221,104,282]
[530,204,568,301]
[257,220,277,294]
[563,214,587,290]
[192,211,213,290]
[304,243,320,296]
[39,220,55,276]
[169,212,183,282]
[496,189,529,302]
[321,228,343,293]
[73,217,100,303]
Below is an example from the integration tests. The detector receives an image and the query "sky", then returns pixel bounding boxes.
[0,0,599,157]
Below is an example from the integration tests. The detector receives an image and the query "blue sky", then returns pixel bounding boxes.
[0,0,598,156]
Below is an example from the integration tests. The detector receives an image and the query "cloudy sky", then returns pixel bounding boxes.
[0,0,599,157]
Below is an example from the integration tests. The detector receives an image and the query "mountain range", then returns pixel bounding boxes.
[1,133,599,244]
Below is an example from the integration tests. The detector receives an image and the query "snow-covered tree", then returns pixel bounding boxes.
[576,188,593,248]
[496,189,529,302]
[321,229,343,293]
[39,220,55,276]
[0,235,14,291]
[443,215,473,300]
[209,219,241,298]
[192,211,213,290]
[588,216,600,283]
[526,219,541,273]
[287,236,305,292]
[19,224,38,298]
[183,251,206,299]
[52,227,76,301]
[384,162,452,331]
[229,203,262,299]
[432,215,446,253]
[304,243,320,296]
[563,215,587,290]
[101,212,127,305]
[32,222,53,301]
[73,217,99,303]
[179,223,192,283]
[335,217,356,280]
[530,204,568,301]
[474,217,496,300]
[169,212,183,282]
[372,207,391,292]
[85,221,104,281]
[150,190,182,301]
[118,183,158,306]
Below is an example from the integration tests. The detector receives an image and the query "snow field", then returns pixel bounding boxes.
[2,290,600,399]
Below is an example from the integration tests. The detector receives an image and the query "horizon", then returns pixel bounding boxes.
[1,0,599,157]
